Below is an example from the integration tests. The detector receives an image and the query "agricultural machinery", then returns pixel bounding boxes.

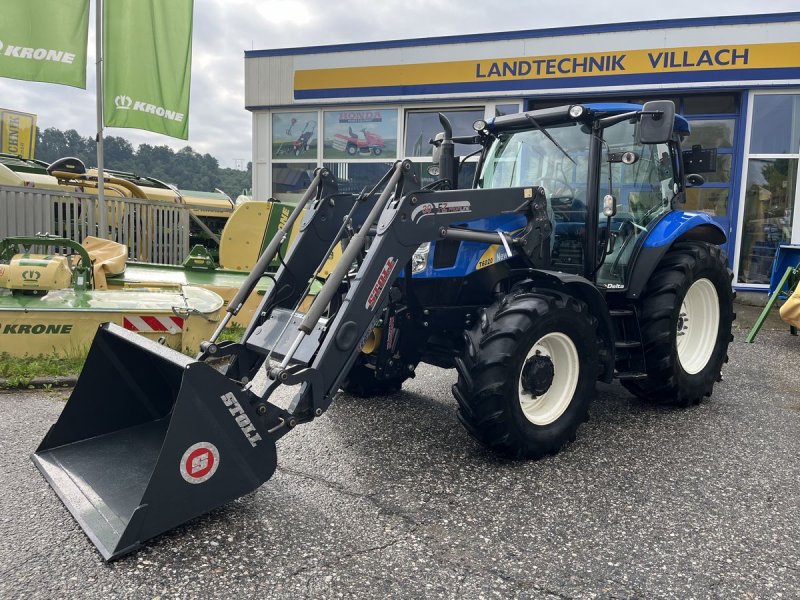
[33,101,733,560]
[334,126,386,156]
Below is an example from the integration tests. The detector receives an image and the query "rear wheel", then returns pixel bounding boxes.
[622,242,733,406]
[453,288,597,459]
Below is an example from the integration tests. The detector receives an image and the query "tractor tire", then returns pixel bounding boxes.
[343,358,413,398]
[622,241,734,406]
[346,144,358,156]
[453,288,597,459]
[372,147,383,156]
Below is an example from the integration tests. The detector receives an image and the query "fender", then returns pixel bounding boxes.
[642,211,726,249]
[627,211,726,300]
[523,269,616,384]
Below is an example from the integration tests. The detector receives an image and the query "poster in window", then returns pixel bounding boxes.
[323,109,397,159]
[272,112,317,159]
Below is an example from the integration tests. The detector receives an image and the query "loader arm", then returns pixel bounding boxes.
[246,161,553,437]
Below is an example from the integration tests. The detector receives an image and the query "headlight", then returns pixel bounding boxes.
[412,242,430,274]
[473,119,487,132]
[569,105,584,119]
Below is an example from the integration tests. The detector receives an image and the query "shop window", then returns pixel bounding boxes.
[626,96,681,109]
[322,109,398,160]
[323,162,393,195]
[404,108,483,157]
[683,94,738,115]
[738,158,797,283]
[408,161,477,190]
[272,112,317,160]
[684,188,729,216]
[690,154,732,184]
[683,119,736,149]
[271,163,316,203]
[495,103,521,117]
[749,95,800,155]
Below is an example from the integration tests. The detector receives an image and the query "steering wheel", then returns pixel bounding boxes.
[536,177,578,202]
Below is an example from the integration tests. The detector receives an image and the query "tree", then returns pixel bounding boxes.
[32,126,250,199]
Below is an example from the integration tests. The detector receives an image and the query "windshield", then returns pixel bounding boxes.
[478,117,678,283]
[478,122,588,202]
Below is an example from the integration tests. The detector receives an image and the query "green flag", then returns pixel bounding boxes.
[103,0,194,139]
[0,0,89,88]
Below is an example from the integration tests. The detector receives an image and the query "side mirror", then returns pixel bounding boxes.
[686,173,705,187]
[637,100,676,144]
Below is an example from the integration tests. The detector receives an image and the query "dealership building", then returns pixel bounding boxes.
[244,12,800,290]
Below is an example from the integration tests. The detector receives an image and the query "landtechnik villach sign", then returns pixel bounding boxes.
[293,41,800,99]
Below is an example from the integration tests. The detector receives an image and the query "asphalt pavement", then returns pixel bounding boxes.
[0,323,798,599]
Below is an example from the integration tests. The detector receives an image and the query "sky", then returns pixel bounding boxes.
[1,0,798,169]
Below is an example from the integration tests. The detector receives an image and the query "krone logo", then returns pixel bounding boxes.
[115,95,132,110]
[22,269,41,282]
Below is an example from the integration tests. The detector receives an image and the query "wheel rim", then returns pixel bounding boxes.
[517,332,580,425]
[676,278,719,375]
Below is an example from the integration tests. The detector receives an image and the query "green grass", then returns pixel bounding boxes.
[0,325,247,388]
[0,350,87,388]
[217,323,245,343]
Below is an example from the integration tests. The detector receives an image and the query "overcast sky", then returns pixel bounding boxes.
[1,0,797,168]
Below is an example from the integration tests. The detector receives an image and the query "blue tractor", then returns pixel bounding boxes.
[33,101,734,559]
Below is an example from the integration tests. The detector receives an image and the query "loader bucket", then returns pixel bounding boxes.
[32,323,277,561]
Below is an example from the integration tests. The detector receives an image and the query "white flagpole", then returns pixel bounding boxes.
[95,0,105,212]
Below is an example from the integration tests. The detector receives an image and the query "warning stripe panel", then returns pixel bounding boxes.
[123,315,185,334]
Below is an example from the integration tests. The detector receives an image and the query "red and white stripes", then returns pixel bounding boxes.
[122,315,185,334]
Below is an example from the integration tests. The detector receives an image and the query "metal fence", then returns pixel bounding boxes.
[0,185,191,264]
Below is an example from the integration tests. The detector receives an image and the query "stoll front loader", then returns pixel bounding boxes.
[33,101,733,560]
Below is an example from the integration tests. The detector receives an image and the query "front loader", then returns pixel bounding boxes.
[33,101,734,560]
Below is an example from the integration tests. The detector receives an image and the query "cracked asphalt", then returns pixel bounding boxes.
[1,322,798,599]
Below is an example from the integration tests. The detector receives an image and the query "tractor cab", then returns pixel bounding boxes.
[435,102,695,290]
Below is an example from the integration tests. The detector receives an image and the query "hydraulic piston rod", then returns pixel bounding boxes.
[207,169,326,344]
[274,161,408,371]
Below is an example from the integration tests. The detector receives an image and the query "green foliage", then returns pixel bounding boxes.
[35,126,252,200]
[0,351,86,388]
[0,324,245,387]
[217,324,245,343]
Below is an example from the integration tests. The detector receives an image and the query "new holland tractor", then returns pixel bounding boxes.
[33,101,733,560]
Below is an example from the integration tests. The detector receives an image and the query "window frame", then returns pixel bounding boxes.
[733,89,800,289]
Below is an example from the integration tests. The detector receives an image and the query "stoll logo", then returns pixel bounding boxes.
[113,94,185,122]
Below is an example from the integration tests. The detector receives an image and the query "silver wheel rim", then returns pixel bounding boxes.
[518,332,580,425]
[676,278,719,375]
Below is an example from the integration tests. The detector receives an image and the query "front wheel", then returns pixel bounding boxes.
[453,288,597,459]
[622,242,733,406]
